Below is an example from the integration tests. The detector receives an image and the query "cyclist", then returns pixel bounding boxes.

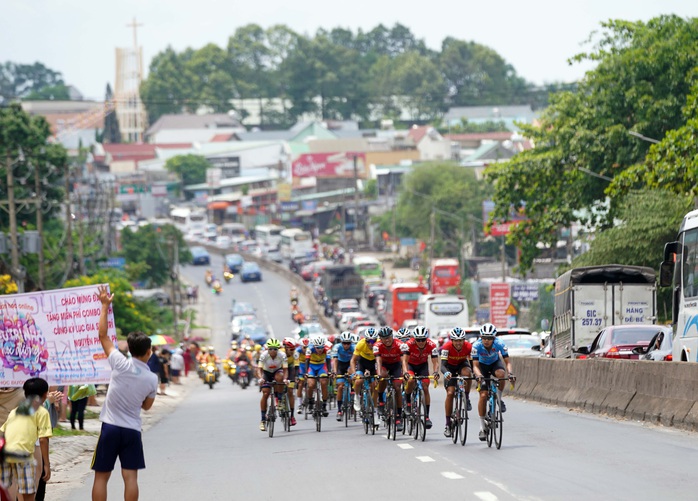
[374,326,408,432]
[331,331,356,421]
[440,327,474,438]
[282,337,298,426]
[471,323,515,441]
[350,327,378,414]
[305,336,332,417]
[403,325,440,429]
[295,337,310,412]
[396,326,412,342]
[257,339,289,432]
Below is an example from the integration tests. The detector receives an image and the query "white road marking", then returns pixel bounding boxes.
[441,472,464,480]
[416,456,435,462]
[397,443,414,450]
[474,492,499,501]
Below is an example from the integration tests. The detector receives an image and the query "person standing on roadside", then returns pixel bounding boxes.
[91,285,158,501]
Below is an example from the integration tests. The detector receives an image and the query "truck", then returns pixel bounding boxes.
[321,265,365,304]
[660,209,698,362]
[551,264,657,358]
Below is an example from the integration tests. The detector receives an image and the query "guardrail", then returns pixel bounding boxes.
[510,357,698,430]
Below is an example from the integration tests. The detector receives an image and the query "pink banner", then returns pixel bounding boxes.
[0,284,116,386]
[489,283,511,329]
[292,152,366,178]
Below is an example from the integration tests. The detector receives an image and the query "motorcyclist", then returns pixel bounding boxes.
[205,269,213,285]
[205,346,221,381]
[290,286,299,304]
[212,278,222,293]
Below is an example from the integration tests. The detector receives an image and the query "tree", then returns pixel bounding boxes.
[164,154,210,187]
[485,15,698,273]
[24,84,71,101]
[140,47,195,124]
[103,83,121,143]
[0,61,67,102]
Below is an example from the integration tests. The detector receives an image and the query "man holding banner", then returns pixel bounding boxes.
[90,285,158,501]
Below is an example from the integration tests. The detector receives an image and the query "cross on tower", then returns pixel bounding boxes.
[126,17,143,52]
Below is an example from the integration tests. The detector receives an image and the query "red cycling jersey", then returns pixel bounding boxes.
[439,340,473,366]
[405,338,439,366]
[373,339,407,364]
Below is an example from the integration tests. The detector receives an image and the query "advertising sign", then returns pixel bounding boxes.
[0,284,117,386]
[489,283,511,329]
[482,200,527,236]
[292,152,366,178]
[208,156,240,178]
[512,283,540,302]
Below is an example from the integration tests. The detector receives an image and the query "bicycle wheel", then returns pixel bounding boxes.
[385,391,395,440]
[458,391,468,446]
[415,387,426,442]
[493,391,503,449]
[368,398,376,435]
[283,394,291,432]
[361,387,369,434]
[315,386,322,432]
[451,391,461,444]
[486,394,494,448]
[411,391,419,440]
[344,387,351,428]
[267,396,275,438]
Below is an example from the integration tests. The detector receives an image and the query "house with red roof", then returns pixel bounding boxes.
[406,125,452,161]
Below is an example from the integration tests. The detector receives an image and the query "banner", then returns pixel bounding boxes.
[489,283,511,329]
[0,284,116,387]
[292,152,366,178]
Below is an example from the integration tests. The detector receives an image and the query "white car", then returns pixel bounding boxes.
[500,334,542,358]
[216,235,232,249]
[339,312,369,332]
[264,245,283,263]
[231,314,257,338]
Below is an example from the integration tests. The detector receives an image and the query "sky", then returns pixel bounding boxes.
[1,0,697,101]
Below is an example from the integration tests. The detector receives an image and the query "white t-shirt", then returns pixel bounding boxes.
[170,352,184,371]
[100,350,158,431]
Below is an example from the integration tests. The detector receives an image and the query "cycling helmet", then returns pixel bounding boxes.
[413,325,429,340]
[328,334,336,344]
[479,323,497,339]
[311,336,325,348]
[282,337,296,349]
[378,326,393,338]
[265,339,281,349]
[350,333,360,343]
[340,331,353,343]
[245,346,252,352]
[231,341,238,348]
[364,327,378,341]
[300,338,310,347]
[450,327,467,340]
[396,327,410,340]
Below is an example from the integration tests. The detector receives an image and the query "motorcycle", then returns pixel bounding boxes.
[223,270,234,283]
[212,280,223,295]
[205,270,213,286]
[223,358,237,383]
[236,361,250,389]
[204,362,218,389]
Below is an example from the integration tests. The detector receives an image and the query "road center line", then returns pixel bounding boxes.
[397,443,414,450]
[416,456,435,462]
[474,492,498,501]
[441,472,464,480]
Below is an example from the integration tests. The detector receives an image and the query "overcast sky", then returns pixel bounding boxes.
[1,0,696,101]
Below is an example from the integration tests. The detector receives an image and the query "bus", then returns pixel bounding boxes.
[254,224,285,249]
[280,228,314,260]
[353,256,384,282]
[170,207,207,236]
[660,209,698,362]
[417,294,469,338]
[220,223,247,240]
[384,282,428,331]
[429,258,461,294]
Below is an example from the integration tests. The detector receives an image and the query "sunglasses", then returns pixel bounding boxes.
[366,339,376,344]
[342,342,351,345]
[415,338,427,342]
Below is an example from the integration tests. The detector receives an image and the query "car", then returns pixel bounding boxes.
[190,246,211,265]
[203,223,218,242]
[576,324,663,359]
[216,235,232,249]
[290,255,315,274]
[239,323,269,345]
[499,334,542,358]
[350,319,379,334]
[132,288,171,306]
[632,326,673,361]
[333,299,361,328]
[263,245,283,263]
[240,261,262,282]
[292,322,327,340]
[366,285,388,309]
[339,312,369,331]
[230,301,256,320]
[237,239,259,253]
[225,253,244,273]
[230,314,258,338]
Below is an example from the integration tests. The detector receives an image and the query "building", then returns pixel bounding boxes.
[444,105,537,131]
[145,113,245,143]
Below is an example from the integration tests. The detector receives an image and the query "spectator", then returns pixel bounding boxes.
[158,349,171,395]
[0,377,52,501]
[147,346,160,375]
[68,384,95,431]
[192,285,199,303]
[91,285,158,501]
[35,387,62,501]
[170,349,184,385]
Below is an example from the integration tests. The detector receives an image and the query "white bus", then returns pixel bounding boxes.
[254,224,285,249]
[220,223,247,240]
[661,209,698,362]
[170,207,207,236]
[417,294,469,338]
[280,228,313,260]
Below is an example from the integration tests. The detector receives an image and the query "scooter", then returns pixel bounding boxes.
[223,270,234,283]
[236,361,250,389]
[212,280,223,295]
[223,358,237,383]
[205,271,213,286]
[204,362,218,389]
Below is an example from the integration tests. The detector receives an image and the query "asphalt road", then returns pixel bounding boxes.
[68,251,698,500]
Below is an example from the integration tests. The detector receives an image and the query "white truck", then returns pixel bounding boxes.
[551,265,657,358]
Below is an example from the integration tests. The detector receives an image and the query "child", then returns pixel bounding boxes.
[0,377,52,501]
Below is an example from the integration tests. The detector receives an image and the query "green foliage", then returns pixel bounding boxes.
[485,15,698,273]
[0,61,66,101]
[164,154,210,187]
[119,224,191,286]
[103,83,121,144]
[527,284,555,332]
[444,118,510,133]
[24,84,71,101]
[364,179,378,199]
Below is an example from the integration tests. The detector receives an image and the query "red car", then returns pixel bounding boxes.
[576,324,662,359]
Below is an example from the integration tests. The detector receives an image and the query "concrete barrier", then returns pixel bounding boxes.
[509,356,698,431]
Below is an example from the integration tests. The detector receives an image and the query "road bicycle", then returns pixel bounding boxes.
[448,376,475,446]
[264,381,290,438]
[336,373,355,427]
[405,374,438,442]
[378,376,404,441]
[357,371,377,435]
[305,375,327,432]
[479,376,512,449]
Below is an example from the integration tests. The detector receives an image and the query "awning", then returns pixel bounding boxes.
[207,201,231,210]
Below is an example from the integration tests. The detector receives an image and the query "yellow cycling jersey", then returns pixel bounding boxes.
[294,347,306,367]
[353,338,376,361]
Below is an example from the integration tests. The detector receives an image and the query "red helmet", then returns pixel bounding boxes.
[328,334,336,343]
[300,338,310,347]
[283,337,296,349]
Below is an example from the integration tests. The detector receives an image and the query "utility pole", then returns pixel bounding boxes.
[501,235,506,281]
[5,152,23,293]
[64,166,74,280]
[353,155,360,244]
[33,160,45,289]
[76,191,85,276]
[170,236,179,339]
[429,207,436,266]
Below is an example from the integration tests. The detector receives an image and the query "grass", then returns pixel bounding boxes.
[52,427,97,437]
[85,409,100,420]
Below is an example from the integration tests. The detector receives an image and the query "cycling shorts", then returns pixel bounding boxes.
[355,357,376,377]
[444,362,472,388]
[286,366,296,388]
[336,360,351,383]
[408,362,431,386]
[380,361,402,379]
[296,363,306,378]
[307,363,328,377]
[478,360,506,381]
[261,369,284,387]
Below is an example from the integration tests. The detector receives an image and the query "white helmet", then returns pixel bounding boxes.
[412,325,429,340]
[479,323,497,339]
[339,331,353,343]
[312,336,325,347]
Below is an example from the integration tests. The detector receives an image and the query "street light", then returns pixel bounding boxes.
[629,130,660,144]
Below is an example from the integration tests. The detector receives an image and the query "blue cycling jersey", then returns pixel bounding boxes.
[332,343,355,363]
[471,338,509,365]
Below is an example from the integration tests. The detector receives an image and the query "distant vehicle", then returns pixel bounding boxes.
[354,256,384,280]
[552,265,657,359]
[400,319,419,332]
[132,288,171,306]
[170,207,208,236]
[216,235,232,249]
[633,326,673,361]
[429,258,461,294]
[239,323,269,345]
[190,246,211,265]
[500,334,542,358]
[230,301,256,320]
[339,312,369,332]
[254,224,285,249]
[264,245,283,263]
[321,265,364,305]
[366,285,388,309]
[231,315,258,339]
[203,223,218,242]
[220,222,247,240]
[240,262,262,282]
[225,254,244,273]
[280,228,314,260]
[576,324,662,360]
[349,319,379,333]
[290,255,316,274]
[384,281,428,331]
[417,294,469,338]
[333,299,361,328]
[237,239,259,253]
[300,262,316,282]
[293,322,326,340]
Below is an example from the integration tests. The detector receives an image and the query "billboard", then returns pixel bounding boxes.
[482,200,527,236]
[292,152,366,178]
[0,284,117,386]
[489,283,511,329]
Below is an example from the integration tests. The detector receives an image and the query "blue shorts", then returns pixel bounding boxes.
[307,363,327,377]
[297,364,306,378]
[91,422,146,472]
